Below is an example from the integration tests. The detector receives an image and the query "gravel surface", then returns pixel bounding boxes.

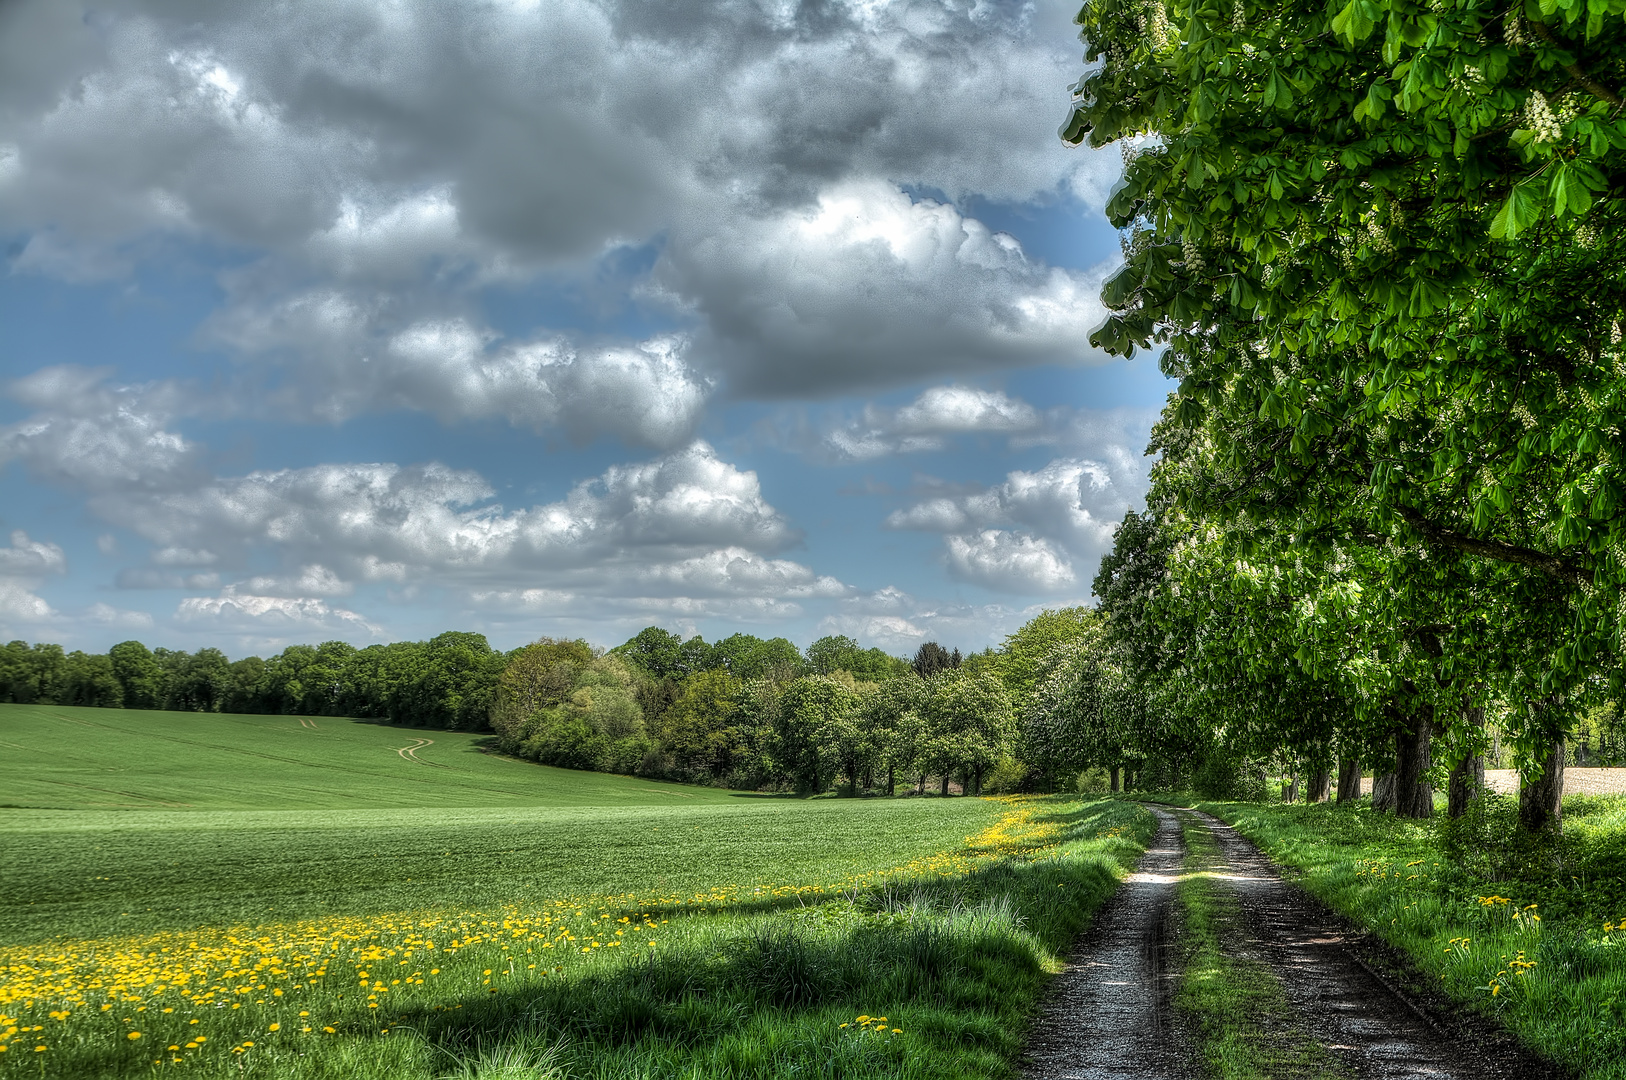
[1025,806,1570,1080]
[1022,807,1193,1079]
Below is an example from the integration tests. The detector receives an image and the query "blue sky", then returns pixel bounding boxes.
[0,0,1168,658]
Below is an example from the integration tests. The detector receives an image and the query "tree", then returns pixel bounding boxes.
[994,607,1101,703]
[109,641,165,709]
[806,635,909,681]
[614,627,711,680]
[490,638,597,749]
[56,651,123,708]
[773,675,862,794]
[1065,0,1626,823]
[708,633,806,681]
[860,676,928,795]
[658,668,746,780]
[923,669,1015,795]
[911,642,960,679]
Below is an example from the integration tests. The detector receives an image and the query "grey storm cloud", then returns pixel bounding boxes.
[0,0,1121,429]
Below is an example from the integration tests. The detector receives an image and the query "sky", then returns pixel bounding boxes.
[0,0,1169,659]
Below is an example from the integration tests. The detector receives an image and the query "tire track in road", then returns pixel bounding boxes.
[1024,807,1193,1079]
[1172,808,1565,1080]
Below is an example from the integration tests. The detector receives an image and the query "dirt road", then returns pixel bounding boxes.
[1023,809,1191,1079]
[1025,807,1564,1080]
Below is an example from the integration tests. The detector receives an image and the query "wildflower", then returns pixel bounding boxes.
[1525,92,1562,142]
[127,1032,142,1040]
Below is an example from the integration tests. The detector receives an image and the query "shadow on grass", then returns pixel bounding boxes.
[383,800,1148,1079]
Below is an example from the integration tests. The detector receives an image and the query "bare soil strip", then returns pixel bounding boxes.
[394,737,448,767]
[1172,808,1566,1080]
[1023,807,1192,1079]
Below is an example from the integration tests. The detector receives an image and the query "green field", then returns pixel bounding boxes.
[0,705,1155,1078]
[0,703,737,810]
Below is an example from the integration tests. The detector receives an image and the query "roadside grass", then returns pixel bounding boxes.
[1171,814,1349,1080]
[0,797,1156,1078]
[0,702,739,811]
[1149,793,1626,1080]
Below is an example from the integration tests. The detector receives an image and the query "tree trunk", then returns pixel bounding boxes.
[1110,765,1121,793]
[1392,709,1433,819]
[1306,768,1331,804]
[1336,757,1361,803]
[1447,706,1486,820]
[939,773,950,797]
[1287,771,1300,804]
[1518,736,1565,834]
[886,765,895,797]
[972,764,984,795]
[1372,773,1397,813]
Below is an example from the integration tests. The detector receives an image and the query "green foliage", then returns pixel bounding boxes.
[1065,0,1626,808]
[774,675,864,794]
[923,669,1016,795]
[806,635,911,681]
[658,667,747,780]
[993,607,1098,701]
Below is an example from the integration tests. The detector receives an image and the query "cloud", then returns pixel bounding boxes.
[887,452,1149,593]
[175,594,383,638]
[0,529,65,626]
[207,300,712,446]
[663,181,1114,395]
[945,530,1075,593]
[87,441,836,605]
[0,367,206,493]
[822,384,1042,460]
[2,0,1121,414]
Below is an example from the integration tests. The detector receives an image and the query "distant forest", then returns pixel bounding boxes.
[0,619,1082,795]
[0,629,914,729]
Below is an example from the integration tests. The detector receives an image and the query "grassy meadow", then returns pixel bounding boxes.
[1159,792,1626,1080]
[0,704,1156,1078]
[0,703,738,811]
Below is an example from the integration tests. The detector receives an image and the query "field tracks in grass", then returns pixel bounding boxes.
[297,718,317,730]
[393,737,446,767]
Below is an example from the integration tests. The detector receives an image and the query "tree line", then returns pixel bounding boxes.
[488,626,1017,793]
[4,617,1131,795]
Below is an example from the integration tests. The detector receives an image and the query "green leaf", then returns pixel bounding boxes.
[1489,183,1540,239]
[1331,0,1376,43]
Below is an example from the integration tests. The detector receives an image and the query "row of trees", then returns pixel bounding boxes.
[489,634,1016,794]
[1033,0,1626,834]
[0,634,508,728]
[0,626,1006,794]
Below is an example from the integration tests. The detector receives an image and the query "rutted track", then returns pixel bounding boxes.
[1023,807,1192,1079]
[394,737,449,767]
[1176,808,1564,1080]
[1026,804,1568,1080]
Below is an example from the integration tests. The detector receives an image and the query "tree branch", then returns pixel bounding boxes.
[1527,20,1624,109]
[1393,506,1589,587]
